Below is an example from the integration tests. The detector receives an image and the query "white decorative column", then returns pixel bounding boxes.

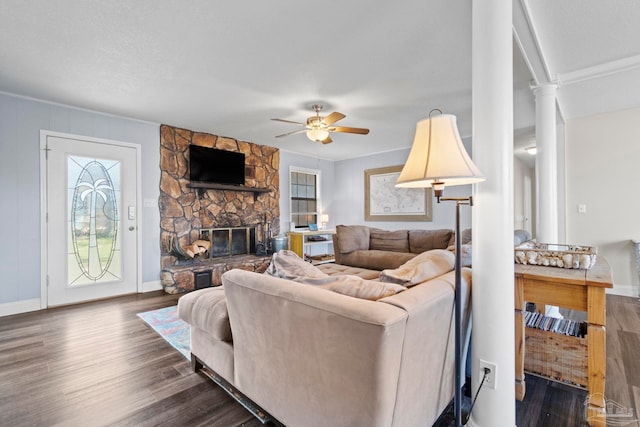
[470,0,515,426]
[533,83,559,243]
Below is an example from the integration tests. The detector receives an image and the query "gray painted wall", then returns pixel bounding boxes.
[278,150,335,233]
[0,93,160,305]
[332,140,475,232]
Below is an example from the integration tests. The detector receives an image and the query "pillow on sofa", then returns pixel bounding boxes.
[319,276,407,301]
[336,225,371,254]
[408,229,454,253]
[379,249,455,286]
[369,229,409,252]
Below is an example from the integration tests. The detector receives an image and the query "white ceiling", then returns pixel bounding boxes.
[1,1,639,161]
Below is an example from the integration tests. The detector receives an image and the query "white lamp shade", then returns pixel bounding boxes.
[396,114,485,188]
[320,214,329,223]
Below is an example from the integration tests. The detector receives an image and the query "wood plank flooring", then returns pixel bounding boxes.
[1,291,638,426]
[0,291,263,427]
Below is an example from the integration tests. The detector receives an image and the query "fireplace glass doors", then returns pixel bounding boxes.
[203,227,256,258]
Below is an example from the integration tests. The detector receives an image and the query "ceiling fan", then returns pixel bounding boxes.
[272,104,369,144]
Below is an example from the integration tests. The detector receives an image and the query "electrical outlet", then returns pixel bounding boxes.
[479,359,497,389]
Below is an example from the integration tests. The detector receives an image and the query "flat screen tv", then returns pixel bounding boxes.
[189,145,245,185]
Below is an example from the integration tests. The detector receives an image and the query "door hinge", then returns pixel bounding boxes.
[46,275,50,287]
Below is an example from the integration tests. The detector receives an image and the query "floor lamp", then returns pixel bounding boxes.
[396,110,485,427]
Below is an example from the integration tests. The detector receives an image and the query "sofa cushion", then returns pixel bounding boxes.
[263,250,405,300]
[317,263,381,280]
[340,249,416,271]
[336,225,371,254]
[369,229,409,252]
[178,287,232,342]
[408,229,454,253]
[379,249,455,286]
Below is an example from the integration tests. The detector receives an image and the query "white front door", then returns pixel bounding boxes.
[42,131,140,307]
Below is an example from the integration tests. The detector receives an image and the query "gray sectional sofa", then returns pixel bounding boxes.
[318,225,461,278]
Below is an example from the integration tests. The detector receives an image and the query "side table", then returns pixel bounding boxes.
[514,257,612,427]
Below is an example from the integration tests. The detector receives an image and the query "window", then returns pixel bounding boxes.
[290,168,320,229]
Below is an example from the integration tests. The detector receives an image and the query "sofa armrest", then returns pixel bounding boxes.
[222,269,408,427]
[379,269,472,426]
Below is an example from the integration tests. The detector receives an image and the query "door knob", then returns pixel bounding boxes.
[129,226,135,231]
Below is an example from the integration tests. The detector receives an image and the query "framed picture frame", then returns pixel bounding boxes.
[364,165,432,221]
[308,223,318,231]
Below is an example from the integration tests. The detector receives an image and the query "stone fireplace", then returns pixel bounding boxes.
[158,125,280,293]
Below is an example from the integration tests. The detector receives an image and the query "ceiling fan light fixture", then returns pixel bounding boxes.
[306,128,330,142]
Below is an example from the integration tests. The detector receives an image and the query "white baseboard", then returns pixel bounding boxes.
[0,298,42,317]
[142,280,163,293]
[0,282,165,317]
[607,284,639,298]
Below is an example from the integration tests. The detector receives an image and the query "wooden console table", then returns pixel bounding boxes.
[514,257,612,426]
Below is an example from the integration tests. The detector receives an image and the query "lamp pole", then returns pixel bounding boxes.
[439,195,472,427]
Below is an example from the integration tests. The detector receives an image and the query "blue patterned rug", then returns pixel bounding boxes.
[137,305,190,360]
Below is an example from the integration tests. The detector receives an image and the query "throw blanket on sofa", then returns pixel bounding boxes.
[265,250,407,301]
[379,249,455,286]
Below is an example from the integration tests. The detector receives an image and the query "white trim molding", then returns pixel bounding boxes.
[142,280,163,293]
[606,284,639,298]
[0,299,41,317]
[559,54,640,86]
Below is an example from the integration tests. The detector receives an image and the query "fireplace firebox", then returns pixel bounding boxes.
[200,227,256,258]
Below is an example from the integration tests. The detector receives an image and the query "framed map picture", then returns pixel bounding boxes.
[364,165,432,221]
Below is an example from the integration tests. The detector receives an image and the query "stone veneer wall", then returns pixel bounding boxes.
[159,124,280,270]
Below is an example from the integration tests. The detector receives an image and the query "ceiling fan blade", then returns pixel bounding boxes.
[275,129,307,138]
[322,112,346,126]
[321,135,333,144]
[271,118,306,125]
[329,126,370,135]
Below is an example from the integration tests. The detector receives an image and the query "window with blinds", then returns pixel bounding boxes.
[290,170,318,228]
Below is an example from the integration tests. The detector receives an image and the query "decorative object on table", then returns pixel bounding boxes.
[514,241,597,269]
[272,104,369,144]
[320,214,329,230]
[308,223,318,231]
[137,305,190,360]
[396,109,485,427]
[365,165,433,221]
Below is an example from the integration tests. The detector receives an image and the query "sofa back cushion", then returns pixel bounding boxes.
[369,229,409,252]
[340,250,416,271]
[336,225,370,253]
[408,229,454,254]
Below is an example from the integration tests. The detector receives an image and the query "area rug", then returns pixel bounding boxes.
[137,305,190,360]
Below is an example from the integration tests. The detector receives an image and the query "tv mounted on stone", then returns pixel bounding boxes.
[189,145,245,186]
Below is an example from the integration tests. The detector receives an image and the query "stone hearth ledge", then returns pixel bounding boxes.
[161,254,272,294]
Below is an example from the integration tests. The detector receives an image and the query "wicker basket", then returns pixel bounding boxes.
[524,327,588,388]
[514,242,597,269]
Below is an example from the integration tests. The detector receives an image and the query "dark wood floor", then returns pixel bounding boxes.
[1,292,638,427]
[0,291,263,427]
